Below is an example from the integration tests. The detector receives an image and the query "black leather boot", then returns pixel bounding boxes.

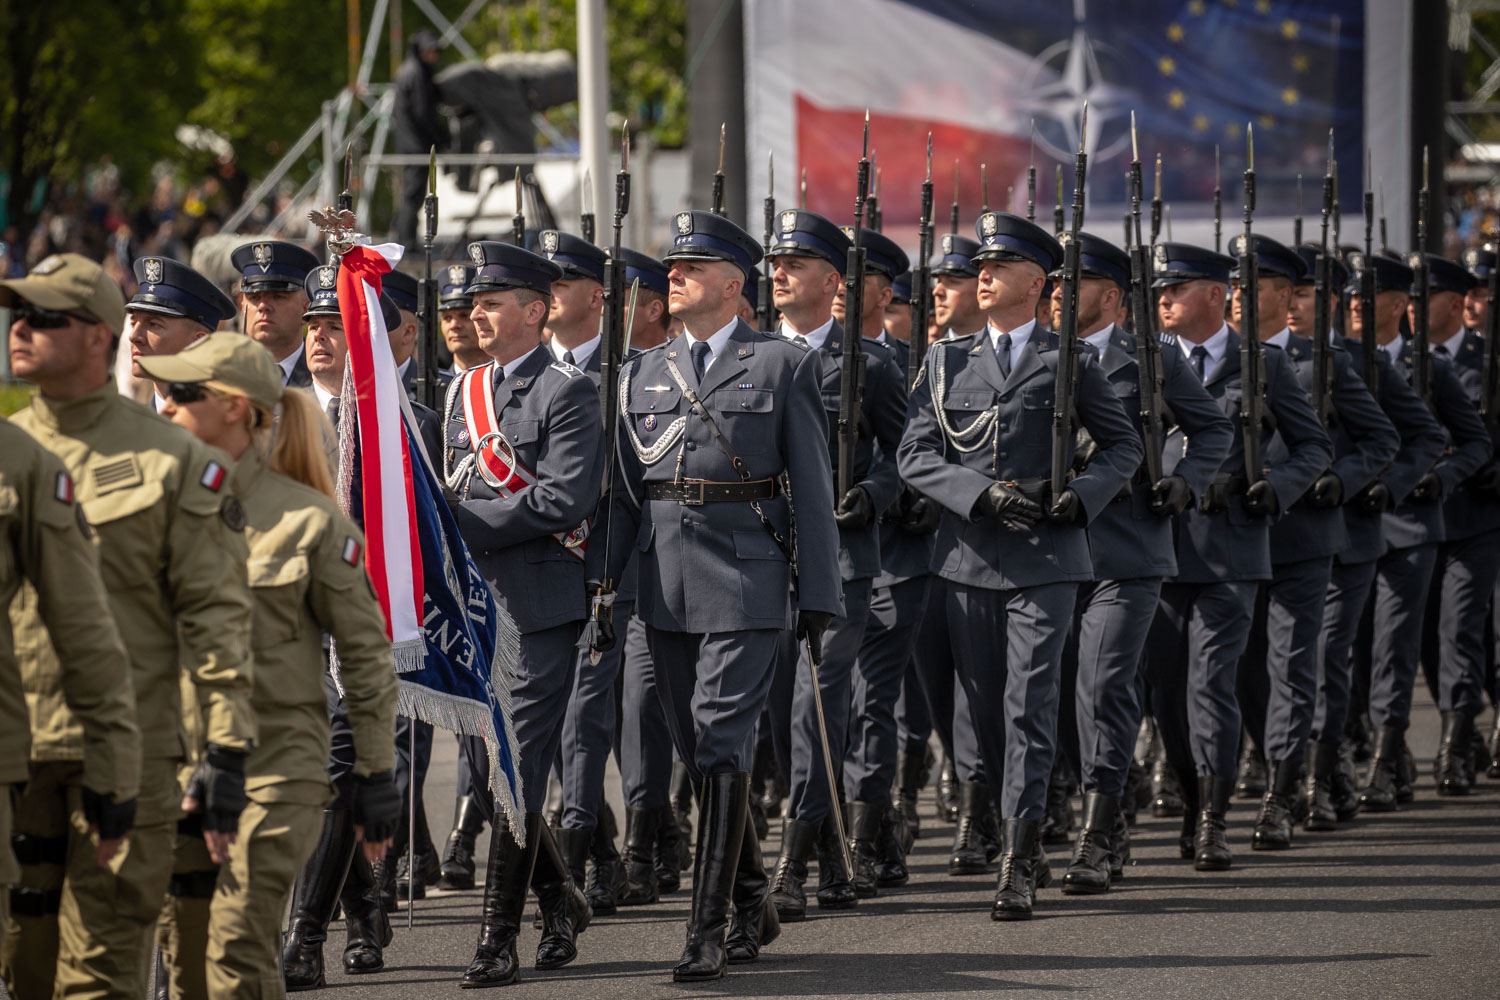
[1062,792,1117,895]
[1304,742,1338,831]
[585,806,626,916]
[1252,758,1299,850]
[750,740,774,839]
[814,810,860,907]
[1396,736,1417,803]
[936,753,960,824]
[1488,712,1500,780]
[670,760,696,841]
[847,801,883,898]
[1040,761,1075,846]
[1359,725,1403,813]
[372,852,398,913]
[673,771,749,983]
[341,850,393,974]
[1234,740,1266,799]
[555,827,591,889]
[283,808,356,991]
[948,780,997,876]
[459,813,537,988]
[1332,740,1362,820]
[532,822,592,970]
[1436,711,1474,797]
[440,794,486,891]
[1122,759,1145,827]
[874,805,910,887]
[894,742,926,851]
[1109,806,1130,881]
[618,806,659,906]
[768,818,816,922]
[1150,752,1185,818]
[991,818,1048,920]
[1193,776,1233,871]
[654,804,686,894]
[726,812,780,965]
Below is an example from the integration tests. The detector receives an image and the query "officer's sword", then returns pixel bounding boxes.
[805,633,854,875]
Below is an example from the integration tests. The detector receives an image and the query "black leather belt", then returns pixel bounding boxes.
[647,478,780,505]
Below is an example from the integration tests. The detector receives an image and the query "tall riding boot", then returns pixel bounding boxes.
[1040,759,1075,846]
[1235,738,1267,799]
[669,761,696,860]
[894,741,927,850]
[654,804,686,893]
[532,822,592,970]
[768,817,817,922]
[1062,792,1117,895]
[283,808,357,990]
[1359,725,1403,812]
[847,801,884,897]
[1193,776,1233,871]
[440,794,487,891]
[1436,711,1474,797]
[991,817,1049,920]
[726,811,780,965]
[875,805,910,887]
[459,813,538,988]
[1252,758,1300,850]
[1332,740,1362,820]
[936,753,960,824]
[1151,750,1185,818]
[673,771,749,983]
[341,849,393,974]
[1488,712,1500,780]
[586,805,626,916]
[815,809,860,907]
[618,806,660,906]
[1303,742,1338,831]
[948,781,997,876]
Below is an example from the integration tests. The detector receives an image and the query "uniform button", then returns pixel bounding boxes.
[741,401,751,409]
[686,442,696,451]
[998,451,1008,459]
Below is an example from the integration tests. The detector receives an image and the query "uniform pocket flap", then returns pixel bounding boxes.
[506,419,540,444]
[942,389,995,411]
[247,552,310,588]
[1021,387,1054,409]
[732,529,785,561]
[713,389,774,413]
[81,479,164,525]
[628,389,681,413]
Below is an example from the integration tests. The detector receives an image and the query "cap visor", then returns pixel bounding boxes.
[127,300,192,320]
[0,277,83,312]
[135,352,214,384]
[662,249,731,263]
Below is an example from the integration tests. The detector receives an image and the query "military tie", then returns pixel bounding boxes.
[563,350,576,366]
[790,333,809,348]
[1191,345,1209,382]
[1435,343,1451,359]
[993,332,1012,379]
[325,396,340,425]
[691,340,711,382]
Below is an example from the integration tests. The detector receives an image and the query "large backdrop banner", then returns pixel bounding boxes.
[745,0,1378,247]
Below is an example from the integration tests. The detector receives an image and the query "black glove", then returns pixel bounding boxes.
[1357,481,1393,514]
[581,581,617,657]
[1471,461,1500,496]
[184,745,248,833]
[1411,470,1444,503]
[796,610,834,662]
[1149,475,1193,516]
[897,494,942,535]
[1048,488,1083,523]
[1308,472,1344,508]
[973,482,1043,532]
[834,486,875,530]
[1244,479,1280,518]
[81,787,137,841]
[352,771,402,843]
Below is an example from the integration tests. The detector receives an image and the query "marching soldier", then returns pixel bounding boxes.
[1,254,256,998]
[897,212,1143,919]
[0,419,140,954]
[232,240,321,387]
[139,334,401,999]
[440,263,488,372]
[760,211,907,917]
[1142,242,1330,871]
[442,240,600,988]
[595,209,840,980]
[1049,233,1233,893]
[1231,235,1397,850]
[1412,255,1500,793]
[931,234,987,339]
[1347,253,1490,811]
[881,270,914,345]
[124,256,237,411]
[1292,246,1445,828]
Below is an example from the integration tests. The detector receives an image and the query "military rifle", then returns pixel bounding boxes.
[1484,238,1500,432]
[1051,102,1089,499]
[511,167,526,247]
[1359,151,1378,391]
[1150,155,1163,246]
[415,147,440,412]
[759,150,777,331]
[800,168,808,209]
[1294,173,1304,247]
[580,169,595,244]
[1026,122,1038,223]
[711,123,727,216]
[1238,124,1267,484]
[868,158,882,232]
[1053,164,1065,236]
[1311,133,1334,426]
[1213,145,1222,253]
[1127,111,1165,487]
[949,160,960,235]
[908,133,934,390]
[838,111,871,501]
[1410,147,1433,405]
[980,162,989,214]
[1379,184,1389,250]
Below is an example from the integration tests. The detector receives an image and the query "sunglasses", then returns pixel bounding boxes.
[165,382,212,405]
[17,305,98,329]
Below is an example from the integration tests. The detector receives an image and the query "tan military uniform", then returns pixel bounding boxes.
[192,445,395,1000]
[3,386,255,1000]
[0,417,138,961]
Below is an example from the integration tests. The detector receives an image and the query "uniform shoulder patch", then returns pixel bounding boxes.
[219,495,246,532]
[54,470,74,504]
[200,460,228,492]
[549,361,581,379]
[341,535,363,567]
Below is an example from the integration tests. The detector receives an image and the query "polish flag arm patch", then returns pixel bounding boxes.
[199,461,227,492]
[341,536,363,567]
[54,471,74,504]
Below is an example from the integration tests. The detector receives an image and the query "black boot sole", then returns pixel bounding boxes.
[1060,875,1109,895]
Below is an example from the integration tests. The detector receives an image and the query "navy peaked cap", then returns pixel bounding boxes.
[1344,251,1413,296]
[383,270,419,313]
[232,240,320,292]
[1060,231,1130,288]
[128,256,235,330]
[1151,242,1236,288]
[615,247,670,296]
[766,210,851,271]
[1420,254,1480,296]
[538,229,607,284]
[1293,244,1348,292]
[439,264,475,308]
[464,241,563,296]
[662,210,763,272]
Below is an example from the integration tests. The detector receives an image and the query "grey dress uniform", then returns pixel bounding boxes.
[898,309,1143,824]
[1069,317,1233,799]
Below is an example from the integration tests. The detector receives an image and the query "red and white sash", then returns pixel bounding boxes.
[457,362,587,559]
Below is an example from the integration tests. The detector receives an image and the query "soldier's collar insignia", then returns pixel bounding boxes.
[143,258,163,285]
[252,243,273,270]
[675,212,693,235]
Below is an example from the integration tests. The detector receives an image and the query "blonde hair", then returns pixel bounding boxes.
[251,390,335,498]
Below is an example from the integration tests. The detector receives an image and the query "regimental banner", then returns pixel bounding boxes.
[745,0,1365,240]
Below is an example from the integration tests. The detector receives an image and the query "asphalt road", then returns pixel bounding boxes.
[316,689,1500,1000]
